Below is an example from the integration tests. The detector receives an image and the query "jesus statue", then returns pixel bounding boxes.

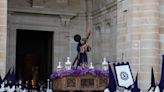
[72,27,91,68]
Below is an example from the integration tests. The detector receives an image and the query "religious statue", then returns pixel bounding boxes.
[72,27,91,68]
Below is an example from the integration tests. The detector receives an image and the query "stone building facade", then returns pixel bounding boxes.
[0,0,7,78]
[0,0,163,91]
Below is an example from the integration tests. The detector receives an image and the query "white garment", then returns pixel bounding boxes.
[40,86,44,92]
[6,86,10,92]
[148,87,155,92]
[148,90,154,92]
[10,86,15,92]
[115,90,120,92]
[0,82,6,92]
[46,79,53,92]
[7,86,15,92]
[104,88,110,92]
[22,89,28,92]
[46,89,53,92]
[154,86,160,92]
[123,89,131,92]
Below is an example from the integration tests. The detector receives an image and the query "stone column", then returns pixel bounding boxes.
[117,0,160,90]
[139,0,160,90]
[0,0,7,77]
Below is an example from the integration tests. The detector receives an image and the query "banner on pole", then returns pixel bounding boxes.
[113,62,134,89]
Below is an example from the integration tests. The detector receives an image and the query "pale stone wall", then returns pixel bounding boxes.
[92,0,116,11]
[0,0,7,77]
[92,0,117,67]
[160,0,164,81]
[8,0,85,13]
[7,0,89,71]
[117,0,129,62]
[139,0,160,90]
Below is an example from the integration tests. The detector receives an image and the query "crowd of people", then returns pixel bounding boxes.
[0,69,53,92]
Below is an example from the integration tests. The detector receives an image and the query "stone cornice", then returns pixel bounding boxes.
[8,8,78,17]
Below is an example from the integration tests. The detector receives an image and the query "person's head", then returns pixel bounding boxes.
[81,38,86,44]
[74,34,81,42]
